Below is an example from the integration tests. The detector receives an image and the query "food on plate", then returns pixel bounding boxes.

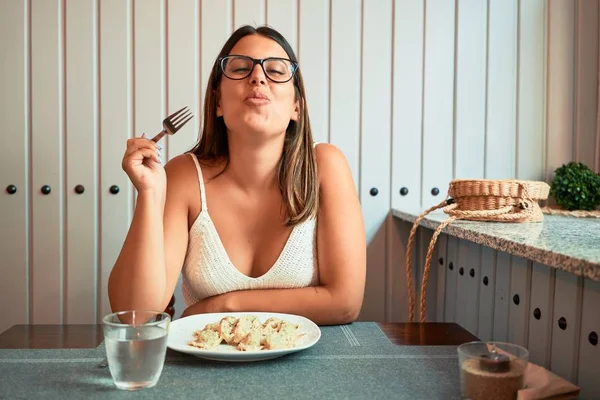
[188,315,303,351]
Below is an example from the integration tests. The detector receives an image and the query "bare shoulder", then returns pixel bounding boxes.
[164,153,197,186]
[314,143,354,188]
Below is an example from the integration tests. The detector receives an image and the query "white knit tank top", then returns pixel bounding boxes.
[180,151,320,306]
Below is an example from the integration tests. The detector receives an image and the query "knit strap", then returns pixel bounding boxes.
[188,153,208,212]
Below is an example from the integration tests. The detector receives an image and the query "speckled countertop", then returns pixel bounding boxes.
[392,208,600,282]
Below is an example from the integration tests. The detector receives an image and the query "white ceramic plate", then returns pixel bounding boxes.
[166,312,321,362]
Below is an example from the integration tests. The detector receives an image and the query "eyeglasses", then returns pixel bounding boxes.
[218,55,298,83]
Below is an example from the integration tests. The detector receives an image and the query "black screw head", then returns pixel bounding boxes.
[589,331,598,346]
[438,257,444,265]
[400,187,408,196]
[558,317,567,330]
[513,294,520,305]
[74,185,85,194]
[6,185,17,194]
[459,267,464,276]
[469,268,475,278]
[41,185,51,195]
[109,185,120,195]
[533,308,541,320]
[483,276,489,286]
[369,187,378,196]
[449,262,454,271]
[431,187,440,196]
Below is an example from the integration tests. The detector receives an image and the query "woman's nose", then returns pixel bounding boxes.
[249,64,267,85]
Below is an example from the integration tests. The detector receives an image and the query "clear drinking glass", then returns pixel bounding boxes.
[102,310,171,390]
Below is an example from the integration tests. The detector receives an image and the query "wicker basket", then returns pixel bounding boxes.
[405,179,550,323]
[445,179,550,222]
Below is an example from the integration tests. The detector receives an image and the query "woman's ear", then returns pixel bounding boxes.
[291,99,300,121]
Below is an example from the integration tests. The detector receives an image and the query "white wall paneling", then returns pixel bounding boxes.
[508,256,531,348]
[477,247,496,341]
[99,0,134,319]
[65,0,98,324]
[298,0,329,145]
[391,0,423,210]
[358,0,392,322]
[577,278,600,399]
[492,251,511,342]
[31,0,63,324]
[550,270,583,384]
[485,0,517,179]
[330,0,360,189]
[527,263,555,369]
[421,0,455,206]
[574,0,600,172]
[1,0,29,328]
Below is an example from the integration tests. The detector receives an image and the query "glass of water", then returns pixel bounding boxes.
[102,310,171,390]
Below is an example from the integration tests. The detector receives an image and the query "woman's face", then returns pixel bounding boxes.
[216,35,299,140]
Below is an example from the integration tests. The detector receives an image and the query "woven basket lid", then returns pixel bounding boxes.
[448,179,550,201]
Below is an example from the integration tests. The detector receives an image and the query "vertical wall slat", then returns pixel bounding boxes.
[485,0,517,179]
[265,0,297,53]
[330,0,361,189]
[545,0,575,181]
[454,240,470,329]
[454,0,486,179]
[200,0,232,101]
[492,251,511,341]
[391,0,423,209]
[574,0,599,171]
[30,0,63,324]
[298,0,329,144]
[99,0,134,319]
[550,270,583,383]
[65,0,98,324]
[527,263,555,369]
[0,0,29,334]
[508,256,531,347]
[167,0,200,161]
[421,0,455,206]
[444,236,458,322]
[233,0,265,28]
[358,0,392,322]
[463,242,481,335]
[134,0,166,162]
[167,0,199,319]
[435,234,447,322]
[577,278,600,399]
[477,247,496,341]
[516,0,546,180]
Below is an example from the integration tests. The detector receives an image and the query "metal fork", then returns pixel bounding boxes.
[150,106,193,143]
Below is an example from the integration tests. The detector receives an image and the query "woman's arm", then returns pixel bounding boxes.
[108,154,192,313]
[182,144,366,325]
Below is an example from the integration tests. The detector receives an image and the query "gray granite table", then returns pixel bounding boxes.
[0,322,463,399]
[392,208,600,282]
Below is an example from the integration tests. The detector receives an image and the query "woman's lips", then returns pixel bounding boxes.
[245,92,270,105]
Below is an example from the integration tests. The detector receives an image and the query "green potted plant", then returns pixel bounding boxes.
[549,161,600,211]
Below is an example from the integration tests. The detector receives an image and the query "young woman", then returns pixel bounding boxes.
[108,25,366,325]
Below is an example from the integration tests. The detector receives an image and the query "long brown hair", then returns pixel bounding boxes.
[189,25,318,226]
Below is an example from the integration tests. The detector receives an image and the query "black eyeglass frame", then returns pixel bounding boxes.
[217,55,299,84]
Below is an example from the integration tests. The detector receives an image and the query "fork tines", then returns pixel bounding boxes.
[166,106,193,133]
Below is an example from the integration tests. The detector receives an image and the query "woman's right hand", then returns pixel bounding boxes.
[121,134,166,193]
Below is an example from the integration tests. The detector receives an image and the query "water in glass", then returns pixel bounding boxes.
[103,311,170,391]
